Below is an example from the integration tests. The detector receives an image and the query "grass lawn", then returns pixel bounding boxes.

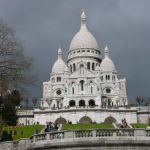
[3,125,45,140]
[62,123,114,130]
[131,123,148,128]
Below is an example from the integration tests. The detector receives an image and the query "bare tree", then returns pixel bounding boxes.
[32,97,37,108]
[136,96,144,106]
[0,19,34,95]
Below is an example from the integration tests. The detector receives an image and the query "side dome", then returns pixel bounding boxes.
[100,57,116,72]
[69,10,99,51]
[52,48,67,73]
[100,46,116,72]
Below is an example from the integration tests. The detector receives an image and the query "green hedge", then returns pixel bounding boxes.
[131,123,148,128]
[62,123,114,130]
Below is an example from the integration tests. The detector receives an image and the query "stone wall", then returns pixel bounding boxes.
[33,108,137,125]
[138,112,149,123]
[29,136,150,150]
[17,109,34,125]
[0,138,31,150]
[17,106,150,125]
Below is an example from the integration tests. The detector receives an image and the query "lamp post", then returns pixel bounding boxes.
[0,96,4,140]
[0,96,3,120]
[148,104,150,126]
[25,99,29,125]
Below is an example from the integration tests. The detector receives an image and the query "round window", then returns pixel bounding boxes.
[106,88,111,93]
[56,90,62,95]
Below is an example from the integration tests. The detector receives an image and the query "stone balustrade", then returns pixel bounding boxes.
[17,109,34,116]
[1,129,150,150]
[31,128,150,143]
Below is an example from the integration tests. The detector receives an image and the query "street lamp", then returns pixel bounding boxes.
[0,96,5,140]
[0,96,4,122]
[148,104,150,126]
[25,99,29,125]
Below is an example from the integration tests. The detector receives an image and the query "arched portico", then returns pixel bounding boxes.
[55,117,67,124]
[79,116,92,124]
[79,100,85,107]
[89,99,95,107]
[104,116,116,123]
[69,100,76,107]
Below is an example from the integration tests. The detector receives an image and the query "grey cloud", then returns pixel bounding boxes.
[0,0,150,104]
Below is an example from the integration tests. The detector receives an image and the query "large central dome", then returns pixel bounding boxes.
[69,11,99,51]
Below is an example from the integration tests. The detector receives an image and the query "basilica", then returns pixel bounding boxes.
[33,11,138,125]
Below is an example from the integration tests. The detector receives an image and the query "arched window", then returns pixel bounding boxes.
[57,77,61,82]
[106,75,107,80]
[89,100,95,107]
[72,87,74,95]
[92,63,95,70]
[108,75,110,80]
[91,86,93,94]
[73,63,76,72]
[69,100,75,107]
[108,99,112,107]
[70,65,72,73]
[114,76,115,80]
[112,75,115,81]
[101,76,103,81]
[79,100,85,106]
[80,80,84,91]
[87,62,90,70]
[52,77,55,82]
[57,101,59,108]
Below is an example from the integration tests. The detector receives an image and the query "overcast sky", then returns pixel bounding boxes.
[0,0,150,104]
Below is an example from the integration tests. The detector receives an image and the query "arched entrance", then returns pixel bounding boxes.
[69,100,75,107]
[79,100,85,107]
[104,116,116,123]
[89,99,95,107]
[55,117,67,124]
[79,116,92,124]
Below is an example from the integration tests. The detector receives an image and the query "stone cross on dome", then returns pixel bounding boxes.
[58,47,62,59]
[104,44,109,57]
[81,9,87,28]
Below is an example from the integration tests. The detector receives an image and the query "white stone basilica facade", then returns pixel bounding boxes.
[33,11,138,125]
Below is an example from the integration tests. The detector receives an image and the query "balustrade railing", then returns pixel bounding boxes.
[75,130,93,137]
[116,129,134,136]
[34,133,46,141]
[146,129,150,136]
[32,128,150,142]
[96,129,114,137]
[49,131,64,139]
